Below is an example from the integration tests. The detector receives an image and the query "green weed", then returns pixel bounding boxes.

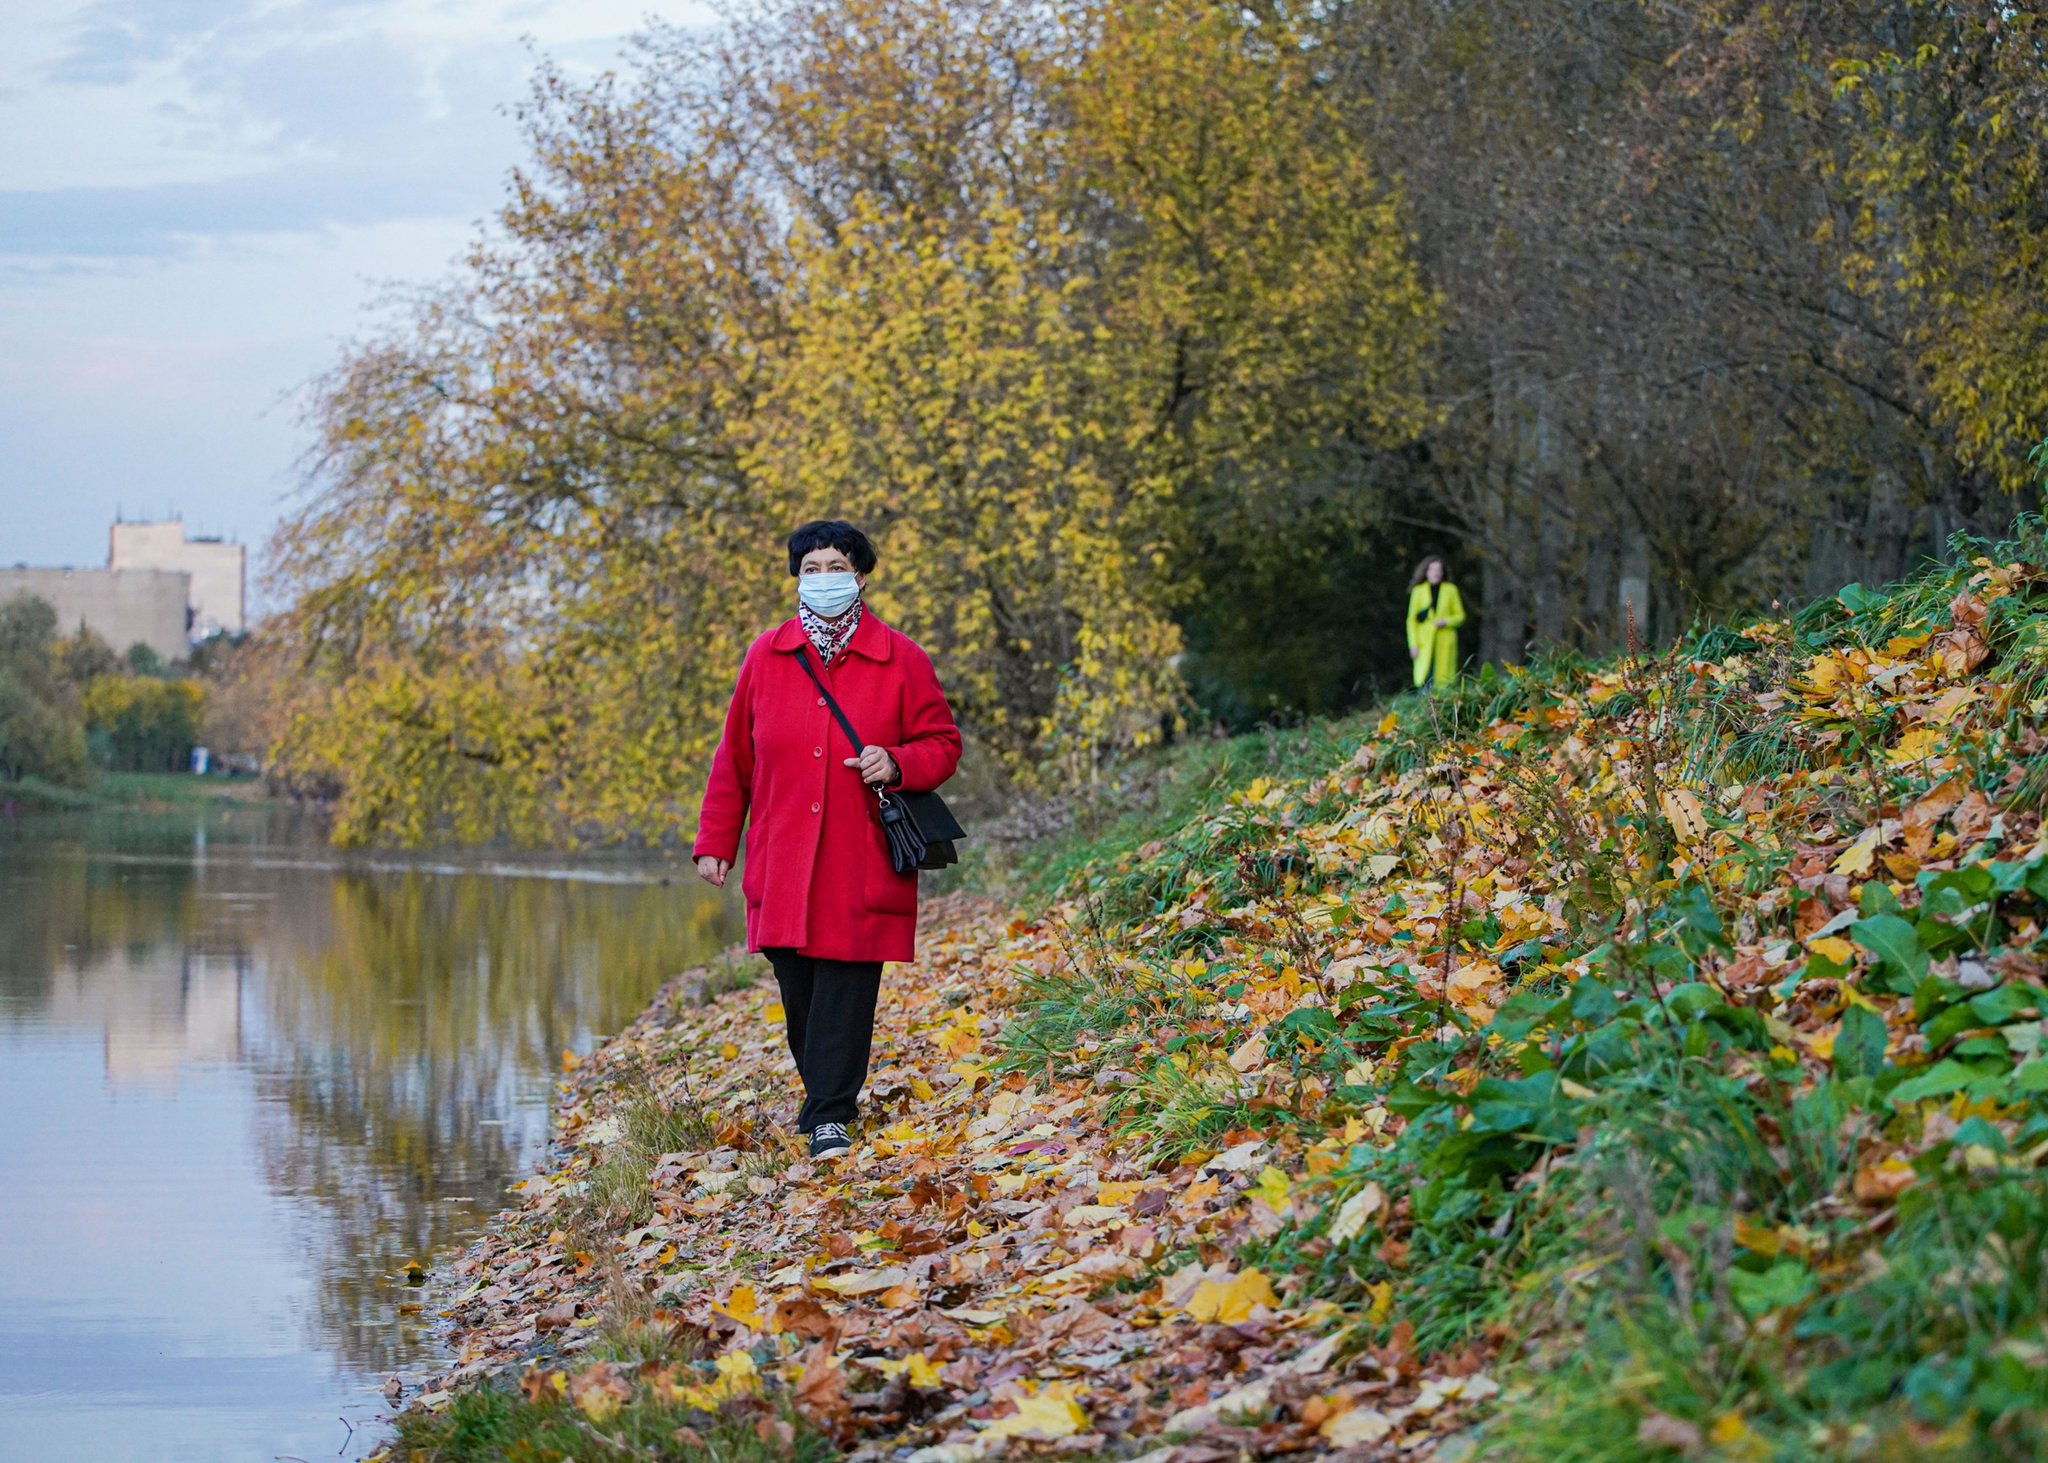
[390,1381,832,1463]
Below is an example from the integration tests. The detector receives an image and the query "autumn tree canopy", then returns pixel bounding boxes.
[272,0,2046,847]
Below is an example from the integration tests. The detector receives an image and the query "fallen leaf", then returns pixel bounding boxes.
[981,1383,1088,1442]
[794,1343,852,1440]
[1660,789,1708,843]
[1227,1032,1267,1073]
[1182,1268,1279,1325]
[812,1265,913,1297]
[713,1284,764,1329]
[1322,1406,1394,1445]
[1636,1411,1703,1454]
[1832,826,1881,876]
[1327,1179,1384,1243]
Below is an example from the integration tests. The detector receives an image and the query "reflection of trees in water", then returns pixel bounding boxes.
[243,867,743,1375]
[0,822,204,1007]
[2,812,744,1378]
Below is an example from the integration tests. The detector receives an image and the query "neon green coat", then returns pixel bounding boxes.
[1406,581,1465,688]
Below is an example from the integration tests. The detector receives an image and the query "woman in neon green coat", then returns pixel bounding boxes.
[1406,557,1465,689]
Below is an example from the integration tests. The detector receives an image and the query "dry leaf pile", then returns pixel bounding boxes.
[411,886,1499,1460]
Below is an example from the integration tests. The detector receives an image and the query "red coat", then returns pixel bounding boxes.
[692,612,963,962]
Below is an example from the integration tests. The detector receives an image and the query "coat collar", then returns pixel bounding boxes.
[770,609,893,662]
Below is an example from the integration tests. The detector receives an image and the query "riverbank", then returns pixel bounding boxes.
[390,521,2048,1462]
[1,769,275,816]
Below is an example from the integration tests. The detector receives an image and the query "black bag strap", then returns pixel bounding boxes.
[790,644,867,755]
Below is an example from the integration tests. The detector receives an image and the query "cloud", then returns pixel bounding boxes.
[0,0,715,568]
[0,29,540,260]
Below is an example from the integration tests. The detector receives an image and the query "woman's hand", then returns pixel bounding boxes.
[695,856,730,887]
[845,746,900,787]
[1434,617,1448,628]
[1410,644,1423,660]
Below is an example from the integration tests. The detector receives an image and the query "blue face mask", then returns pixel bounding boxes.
[798,571,862,620]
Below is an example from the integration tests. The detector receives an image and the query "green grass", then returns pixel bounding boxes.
[971,711,1378,908]
[0,775,98,811]
[0,770,274,813]
[392,1372,834,1463]
[569,1090,718,1229]
[95,770,272,805]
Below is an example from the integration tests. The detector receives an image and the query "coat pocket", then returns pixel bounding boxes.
[861,818,919,913]
[739,831,763,905]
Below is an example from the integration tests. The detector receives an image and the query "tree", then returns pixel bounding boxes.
[53,627,119,688]
[82,676,204,773]
[270,0,2047,845]
[0,669,86,784]
[0,594,88,786]
[272,0,1438,842]
[0,593,58,669]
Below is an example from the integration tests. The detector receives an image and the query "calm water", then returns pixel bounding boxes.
[0,804,743,1462]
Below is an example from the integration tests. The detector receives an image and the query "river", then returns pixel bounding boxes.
[0,802,743,1462]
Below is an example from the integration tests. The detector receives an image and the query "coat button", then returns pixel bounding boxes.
[810,802,820,814]
[813,746,822,757]
[816,696,826,706]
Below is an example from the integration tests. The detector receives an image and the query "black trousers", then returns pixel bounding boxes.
[762,948,883,1131]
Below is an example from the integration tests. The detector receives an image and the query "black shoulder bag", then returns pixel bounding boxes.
[792,646,965,873]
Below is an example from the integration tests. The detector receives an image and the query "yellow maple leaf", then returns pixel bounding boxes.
[713,1284,764,1329]
[1366,1279,1394,1325]
[1184,1268,1279,1324]
[935,1024,982,1058]
[1803,652,1858,693]
[1097,1180,1142,1206]
[1886,727,1944,766]
[874,1352,943,1389]
[982,1383,1088,1441]
[719,1042,739,1060]
[1376,710,1399,736]
[764,1001,785,1021]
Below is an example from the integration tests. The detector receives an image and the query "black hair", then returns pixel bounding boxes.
[786,520,878,577]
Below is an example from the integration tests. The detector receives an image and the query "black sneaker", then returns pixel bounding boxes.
[809,1122,852,1161]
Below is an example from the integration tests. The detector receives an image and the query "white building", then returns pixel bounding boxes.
[0,565,192,664]
[110,518,247,639]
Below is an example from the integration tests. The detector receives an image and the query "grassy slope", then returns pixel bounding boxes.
[1003,517,2048,1459]
[395,518,2048,1461]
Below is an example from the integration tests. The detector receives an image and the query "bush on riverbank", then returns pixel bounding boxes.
[394,518,2048,1461]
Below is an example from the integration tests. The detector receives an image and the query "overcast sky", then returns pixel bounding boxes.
[0,0,712,595]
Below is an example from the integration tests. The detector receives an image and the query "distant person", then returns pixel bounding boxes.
[693,520,963,1162]
[1406,557,1465,690]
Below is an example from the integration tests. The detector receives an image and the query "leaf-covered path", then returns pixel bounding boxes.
[411,891,1495,1459]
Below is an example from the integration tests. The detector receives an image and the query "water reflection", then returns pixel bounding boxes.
[0,807,742,1462]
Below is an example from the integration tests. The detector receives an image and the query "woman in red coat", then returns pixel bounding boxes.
[693,521,963,1160]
